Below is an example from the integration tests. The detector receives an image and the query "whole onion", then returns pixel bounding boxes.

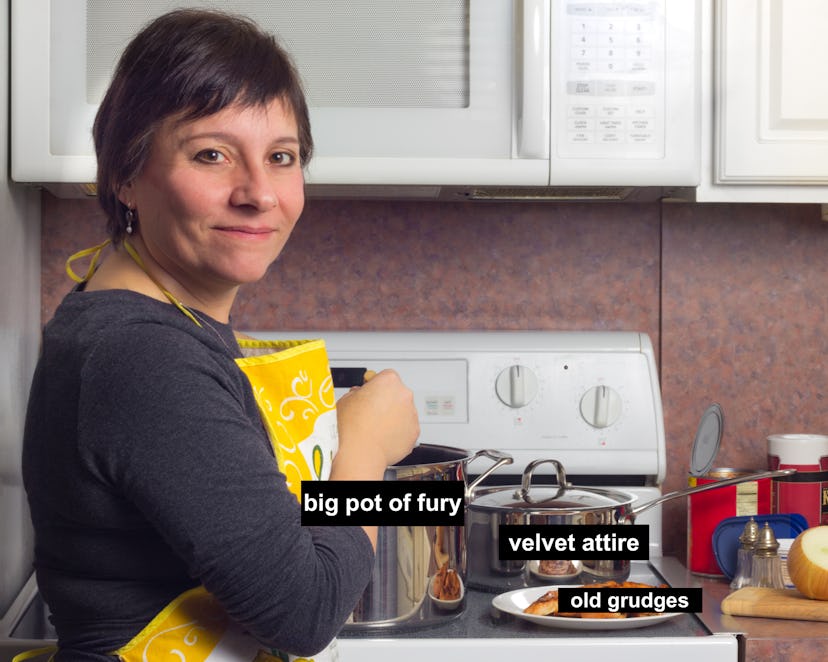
[788,526,828,599]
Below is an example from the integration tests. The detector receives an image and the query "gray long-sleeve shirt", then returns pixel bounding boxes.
[22,289,373,660]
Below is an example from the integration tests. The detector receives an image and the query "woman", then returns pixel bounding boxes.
[22,9,419,661]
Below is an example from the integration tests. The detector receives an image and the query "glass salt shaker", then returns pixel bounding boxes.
[750,522,785,589]
[730,517,759,589]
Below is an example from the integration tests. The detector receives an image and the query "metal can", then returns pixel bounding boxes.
[687,468,772,576]
[768,434,828,529]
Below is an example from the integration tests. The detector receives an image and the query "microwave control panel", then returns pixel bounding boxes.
[557,0,666,159]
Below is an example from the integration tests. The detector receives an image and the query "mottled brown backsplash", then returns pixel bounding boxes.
[40,193,828,560]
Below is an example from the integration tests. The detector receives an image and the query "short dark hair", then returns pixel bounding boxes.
[93,8,313,243]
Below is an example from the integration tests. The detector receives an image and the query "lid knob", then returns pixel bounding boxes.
[517,458,568,503]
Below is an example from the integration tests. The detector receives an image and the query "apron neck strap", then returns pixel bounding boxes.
[121,239,202,328]
[65,239,111,284]
[65,238,203,328]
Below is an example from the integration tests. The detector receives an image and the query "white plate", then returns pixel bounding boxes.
[527,559,581,581]
[491,585,683,630]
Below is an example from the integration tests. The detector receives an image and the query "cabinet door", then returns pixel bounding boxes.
[717,0,828,184]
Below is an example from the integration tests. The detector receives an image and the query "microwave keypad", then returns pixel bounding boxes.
[558,1,665,158]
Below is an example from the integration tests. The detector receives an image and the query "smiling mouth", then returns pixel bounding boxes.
[217,226,275,236]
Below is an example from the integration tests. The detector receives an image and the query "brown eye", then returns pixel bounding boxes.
[270,151,296,166]
[195,149,225,163]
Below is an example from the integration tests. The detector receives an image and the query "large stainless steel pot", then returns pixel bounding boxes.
[345,444,512,630]
[467,458,794,590]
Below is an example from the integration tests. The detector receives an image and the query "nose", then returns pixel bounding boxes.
[229,163,278,211]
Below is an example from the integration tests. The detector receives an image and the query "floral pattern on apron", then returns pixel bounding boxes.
[235,338,338,496]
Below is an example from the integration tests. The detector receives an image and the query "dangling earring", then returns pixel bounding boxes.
[125,208,135,235]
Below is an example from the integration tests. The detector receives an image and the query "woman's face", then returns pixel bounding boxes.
[119,97,305,304]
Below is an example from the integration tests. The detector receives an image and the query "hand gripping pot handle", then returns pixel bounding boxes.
[465,449,513,499]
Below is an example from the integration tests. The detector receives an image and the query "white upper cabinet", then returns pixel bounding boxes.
[697,0,828,202]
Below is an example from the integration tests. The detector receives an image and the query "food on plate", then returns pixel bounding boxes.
[431,562,462,600]
[523,589,559,616]
[522,580,668,619]
[788,526,828,599]
[538,559,578,576]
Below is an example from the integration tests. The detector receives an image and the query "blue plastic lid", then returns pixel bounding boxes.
[713,513,808,579]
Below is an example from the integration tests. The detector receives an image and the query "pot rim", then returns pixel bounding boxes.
[388,445,513,499]
[389,442,475,468]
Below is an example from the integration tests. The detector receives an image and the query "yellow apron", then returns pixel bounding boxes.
[18,245,345,662]
[235,338,338,496]
[109,338,340,662]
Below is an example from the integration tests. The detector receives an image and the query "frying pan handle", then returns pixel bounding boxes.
[465,449,513,499]
[629,468,797,518]
[518,458,569,503]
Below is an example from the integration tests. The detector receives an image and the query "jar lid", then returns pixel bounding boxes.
[690,403,725,476]
[738,517,759,547]
[754,522,780,556]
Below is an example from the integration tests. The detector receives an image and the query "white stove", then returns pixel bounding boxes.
[309,330,667,480]
[275,330,667,553]
[253,330,739,662]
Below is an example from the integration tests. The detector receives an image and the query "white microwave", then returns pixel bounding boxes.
[10,0,700,198]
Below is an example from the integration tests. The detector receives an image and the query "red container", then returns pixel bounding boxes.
[768,434,828,529]
[687,468,771,576]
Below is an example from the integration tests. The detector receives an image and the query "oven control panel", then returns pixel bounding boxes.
[251,331,666,483]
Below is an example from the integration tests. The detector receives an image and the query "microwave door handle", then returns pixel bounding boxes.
[518,0,550,159]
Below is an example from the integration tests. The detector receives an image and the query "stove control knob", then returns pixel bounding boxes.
[495,365,538,408]
[580,385,622,428]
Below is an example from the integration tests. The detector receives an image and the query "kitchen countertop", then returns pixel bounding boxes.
[653,557,828,662]
[340,571,711,641]
[8,560,828,661]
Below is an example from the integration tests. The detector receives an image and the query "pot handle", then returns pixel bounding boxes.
[465,449,514,500]
[518,458,570,503]
[630,468,797,518]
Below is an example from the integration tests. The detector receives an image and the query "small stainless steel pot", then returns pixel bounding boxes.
[345,444,512,630]
[467,458,794,589]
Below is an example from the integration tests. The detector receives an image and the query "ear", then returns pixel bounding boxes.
[117,182,134,208]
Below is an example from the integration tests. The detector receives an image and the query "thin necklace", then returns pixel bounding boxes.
[186,307,238,357]
[122,239,203,328]
[121,239,237,355]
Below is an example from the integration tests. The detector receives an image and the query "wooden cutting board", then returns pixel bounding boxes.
[722,587,828,621]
